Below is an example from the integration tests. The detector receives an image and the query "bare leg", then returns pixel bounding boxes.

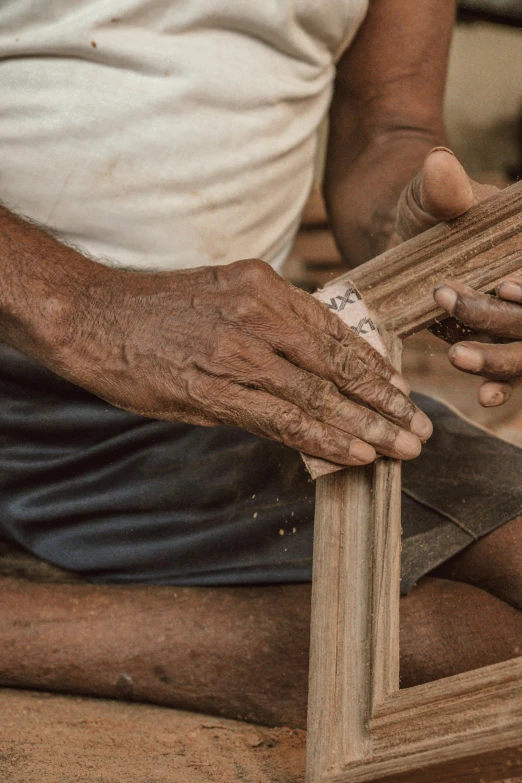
[0,578,311,728]
[399,577,522,688]
[1,574,522,727]
[433,514,522,610]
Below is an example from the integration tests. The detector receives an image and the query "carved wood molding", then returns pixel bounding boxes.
[307,181,522,783]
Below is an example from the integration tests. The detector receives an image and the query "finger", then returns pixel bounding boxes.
[247,354,427,457]
[434,280,522,340]
[395,149,472,243]
[279,279,409,391]
[448,340,522,381]
[225,261,410,393]
[394,148,498,243]
[267,320,431,441]
[212,384,377,466]
[420,149,475,220]
[220,260,410,394]
[497,276,522,304]
[478,379,518,408]
[276,284,409,394]
[267,303,409,397]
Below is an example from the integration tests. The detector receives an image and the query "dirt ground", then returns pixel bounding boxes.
[3,689,522,783]
[0,688,306,783]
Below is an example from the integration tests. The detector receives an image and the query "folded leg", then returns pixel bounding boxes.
[2,575,521,727]
[432,514,522,611]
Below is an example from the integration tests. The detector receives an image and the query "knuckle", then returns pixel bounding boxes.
[328,344,356,382]
[372,383,413,420]
[304,379,337,419]
[237,258,273,285]
[455,295,488,328]
[484,344,522,380]
[356,410,396,447]
[233,293,269,322]
[277,407,311,444]
[212,331,245,364]
[178,366,209,405]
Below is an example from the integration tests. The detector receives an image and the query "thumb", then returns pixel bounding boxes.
[392,148,497,245]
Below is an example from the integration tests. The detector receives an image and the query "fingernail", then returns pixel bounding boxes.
[410,411,433,441]
[449,345,484,372]
[483,391,506,408]
[434,285,458,313]
[350,440,376,464]
[497,281,522,302]
[395,430,422,459]
[479,382,512,408]
[428,146,455,157]
[390,373,410,396]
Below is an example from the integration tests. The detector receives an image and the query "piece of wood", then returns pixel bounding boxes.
[341,179,522,336]
[307,182,522,783]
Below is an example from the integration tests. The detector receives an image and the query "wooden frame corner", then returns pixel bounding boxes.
[307,182,522,783]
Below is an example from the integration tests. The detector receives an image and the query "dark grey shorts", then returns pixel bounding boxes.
[1,344,521,594]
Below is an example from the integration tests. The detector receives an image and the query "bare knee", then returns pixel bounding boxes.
[400,577,522,688]
[433,515,522,610]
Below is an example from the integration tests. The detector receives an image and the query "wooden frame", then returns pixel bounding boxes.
[307,181,522,783]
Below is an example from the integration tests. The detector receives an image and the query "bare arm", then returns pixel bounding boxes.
[0,204,431,463]
[325,0,455,265]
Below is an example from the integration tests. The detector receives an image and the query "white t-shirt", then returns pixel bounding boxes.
[0,1,368,273]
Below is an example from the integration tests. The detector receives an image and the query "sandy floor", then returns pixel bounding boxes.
[3,689,522,783]
[0,688,306,783]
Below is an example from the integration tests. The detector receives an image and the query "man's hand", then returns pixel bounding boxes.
[391,146,521,408]
[61,259,431,466]
[433,278,522,407]
[0,206,432,467]
[391,147,498,246]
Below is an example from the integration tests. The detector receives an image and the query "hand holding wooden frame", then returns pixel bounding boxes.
[307,181,522,783]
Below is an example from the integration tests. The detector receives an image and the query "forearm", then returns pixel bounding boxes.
[324,0,455,266]
[0,204,115,372]
[324,127,446,266]
[0,202,429,463]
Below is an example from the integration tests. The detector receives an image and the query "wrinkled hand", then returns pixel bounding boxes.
[68,259,432,465]
[433,278,522,407]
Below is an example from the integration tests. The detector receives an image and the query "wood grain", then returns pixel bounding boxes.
[306,467,372,782]
[307,181,522,783]
[307,336,403,781]
[338,180,522,336]
[368,336,402,714]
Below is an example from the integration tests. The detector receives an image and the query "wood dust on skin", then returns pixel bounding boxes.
[0,688,306,783]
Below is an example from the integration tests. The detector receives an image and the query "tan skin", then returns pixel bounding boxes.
[0,211,429,465]
[1,0,522,727]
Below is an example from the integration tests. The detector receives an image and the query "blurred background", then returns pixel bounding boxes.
[285,4,522,445]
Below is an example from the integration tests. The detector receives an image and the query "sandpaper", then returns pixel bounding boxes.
[302,279,387,479]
